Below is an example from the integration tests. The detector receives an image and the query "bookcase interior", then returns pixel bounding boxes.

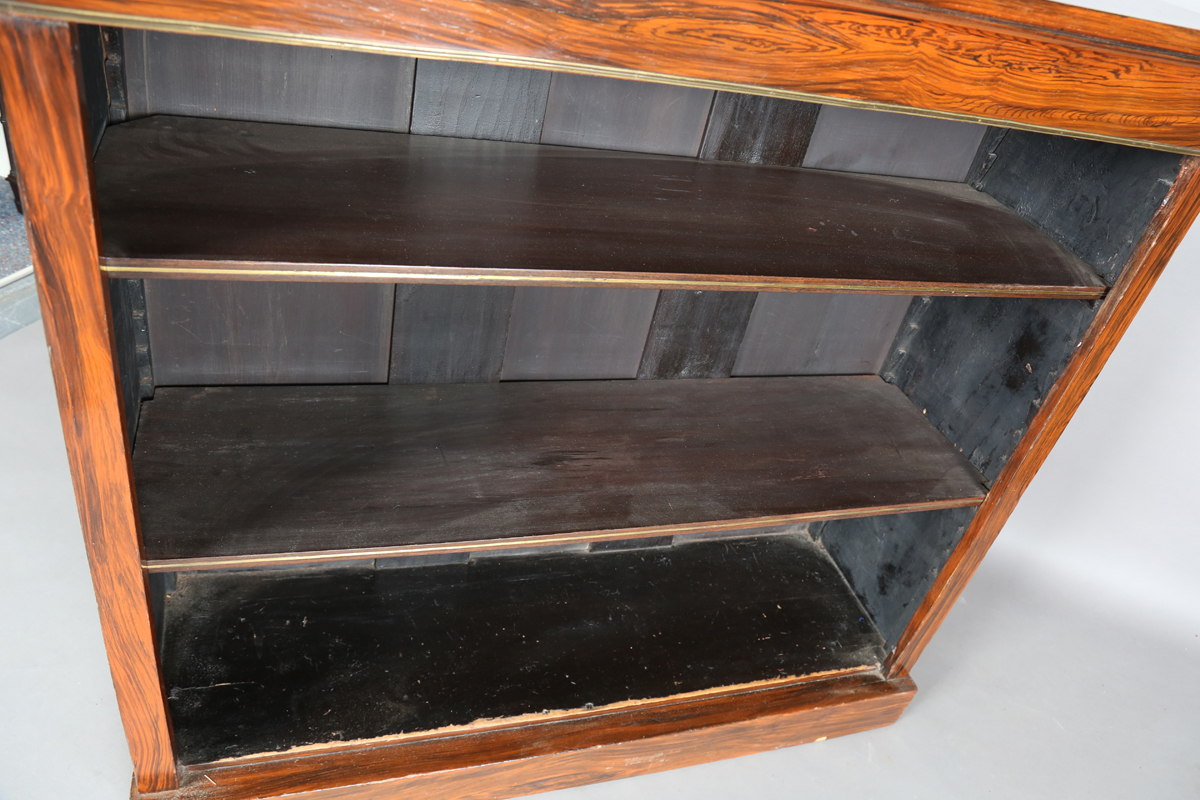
[82,25,1184,771]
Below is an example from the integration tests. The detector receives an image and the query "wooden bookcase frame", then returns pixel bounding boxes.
[1,1,1198,798]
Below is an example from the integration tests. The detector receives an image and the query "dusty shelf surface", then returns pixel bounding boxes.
[132,376,987,569]
[161,535,886,764]
[96,115,1104,297]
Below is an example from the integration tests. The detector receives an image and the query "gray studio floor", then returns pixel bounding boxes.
[2,233,1199,799]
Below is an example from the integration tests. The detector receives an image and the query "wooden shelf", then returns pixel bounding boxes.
[161,535,886,764]
[95,115,1106,299]
[133,376,986,571]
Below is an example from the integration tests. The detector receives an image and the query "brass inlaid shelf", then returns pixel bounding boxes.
[133,376,987,572]
[95,115,1107,299]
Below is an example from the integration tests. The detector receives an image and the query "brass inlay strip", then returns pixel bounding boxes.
[2,0,1198,155]
[100,262,1108,300]
[142,497,985,572]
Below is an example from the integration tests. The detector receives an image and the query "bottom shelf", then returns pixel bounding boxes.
[162,534,886,765]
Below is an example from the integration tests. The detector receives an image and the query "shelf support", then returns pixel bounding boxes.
[0,15,177,792]
[887,154,1200,677]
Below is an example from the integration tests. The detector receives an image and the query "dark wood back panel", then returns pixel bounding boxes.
[975,130,1183,285]
[698,93,820,167]
[540,73,713,156]
[123,29,416,131]
[500,287,659,380]
[119,36,1009,390]
[390,284,514,383]
[410,60,550,143]
[733,294,912,377]
[145,280,395,385]
[802,105,987,182]
[637,291,757,380]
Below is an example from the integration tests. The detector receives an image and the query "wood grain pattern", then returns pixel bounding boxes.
[132,377,987,570]
[144,279,395,385]
[390,284,514,383]
[162,537,885,763]
[637,290,756,379]
[0,15,176,792]
[124,29,415,131]
[10,0,1200,150]
[540,73,712,156]
[802,105,986,181]
[500,287,658,380]
[410,59,549,142]
[139,671,914,800]
[733,294,912,377]
[888,156,1200,676]
[95,116,1106,298]
[699,92,820,167]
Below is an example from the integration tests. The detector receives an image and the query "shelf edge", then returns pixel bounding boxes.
[142,496,985,573]
[102,259,1108,301]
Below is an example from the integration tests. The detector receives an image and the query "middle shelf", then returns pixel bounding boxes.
[134,375,987,571]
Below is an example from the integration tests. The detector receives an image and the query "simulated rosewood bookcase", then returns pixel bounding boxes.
[2,0,1200,797]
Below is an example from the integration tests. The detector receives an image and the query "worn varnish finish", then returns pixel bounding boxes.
[144,279,395,385]
[162,537,885,763]
[637,290,756,379]
[11,0,1200,150]
[699,92,819,167]
[500,287,658,380]
[132,376,986,569]
[889,159,1200,676]
[390,284,514,384]
[124,30,415,131]
[0,16,176,792]
[733,294,912,377]
[95,116,1105,298]
[802,105,986,181]
[540,73,712,156]
[411,59,550,143]
[142,672,914,800]
[817,506,977,648]
[978,130,1183,285]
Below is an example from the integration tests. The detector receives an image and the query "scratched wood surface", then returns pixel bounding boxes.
[0,15,177,792]
[96,116,1105,297]
[132,376,986,569]
[144,279,395,385]
[123,29,415,131]
[17,0,1200,149]
[152,673,913,800]
[540,72,712,156]
[161,536,885,762]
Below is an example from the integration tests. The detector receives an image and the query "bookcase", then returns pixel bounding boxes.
[2,1,1199,798]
